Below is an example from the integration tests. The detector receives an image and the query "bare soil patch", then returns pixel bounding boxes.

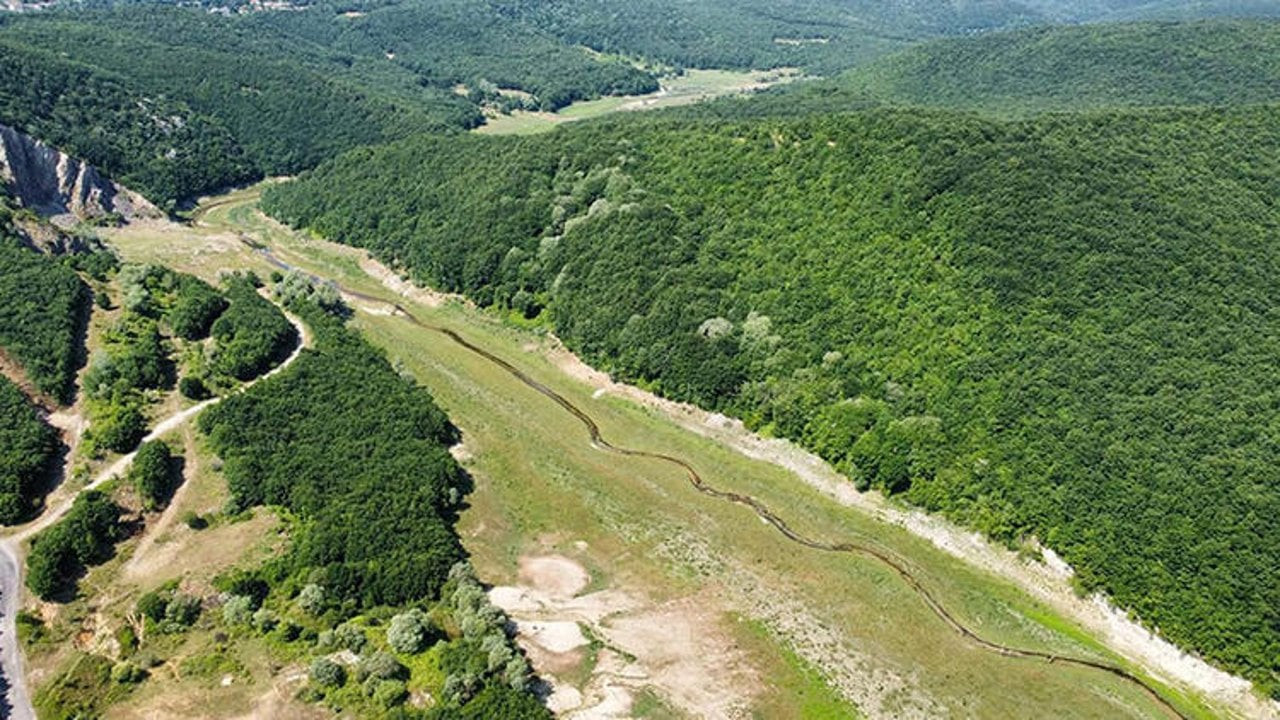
[491,554,759,720]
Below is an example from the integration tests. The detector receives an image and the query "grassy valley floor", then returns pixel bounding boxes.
[94,187,1222,719]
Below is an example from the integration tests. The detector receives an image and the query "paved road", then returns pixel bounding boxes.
[0,542,32,720]
[0,305,308,720]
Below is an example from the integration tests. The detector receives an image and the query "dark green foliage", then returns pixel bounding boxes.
[0,0,658,201]
[265,105,1280,693]
[167,276,227,341]
[26,490,121,600]
[210,275,297,381]
[309,657,346,688]
[835,19,1280,113]
[261,0,658,111]
[0,377,57,524]
[178,375,210,400]
[85,397,146,455]
[0,39,255,206]
[130,440,176,510]
[0,236,88,403]
[424,683,553,720]
[136,590,168,623]
[84,316,169,397]
[199,305,466,607]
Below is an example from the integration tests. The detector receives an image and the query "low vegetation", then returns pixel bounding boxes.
[82,265,293,455]
[264,103,1280,695]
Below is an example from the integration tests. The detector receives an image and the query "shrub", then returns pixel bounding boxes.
[355,651,405,682]
[130,440,175,510]
[110,661,145,684]
[251,608,278,634]
[296,583,325,615]
[386,609,430,655]
[309,657,345,688]
[333,622,367,653]
[221,595,254,625]
[136,591,168,622]
[162,594,201,630]
[369,678,407,708]
[179,376,210,400]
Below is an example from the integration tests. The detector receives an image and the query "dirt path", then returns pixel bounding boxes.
[0,302,309,720]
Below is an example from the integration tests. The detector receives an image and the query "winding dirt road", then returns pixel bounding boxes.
[249,244,1190,720]
[0,305,308,720]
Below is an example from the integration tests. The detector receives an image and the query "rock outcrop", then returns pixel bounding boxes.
[0,124,158,222]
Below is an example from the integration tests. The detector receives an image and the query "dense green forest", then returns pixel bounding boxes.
[0,6,477,205]
[4,2,1280,206]
[258,0,658,111]
[264,104,1280,695]
[0,40,255,205]
[0,377,58,524]
[26,490,122,600]
[831,19,1280,112]
[0,233,88,404]
[198,292,549,716]
[0,1,657,203]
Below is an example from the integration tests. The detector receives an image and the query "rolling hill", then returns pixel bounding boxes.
[263,102,1280,697]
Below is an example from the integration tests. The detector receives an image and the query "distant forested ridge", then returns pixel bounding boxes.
[487,0,1280,74]
[831,19,1280,113]
[264,104,1280,695]
[4,2,1280,206]
[0,1,657,204]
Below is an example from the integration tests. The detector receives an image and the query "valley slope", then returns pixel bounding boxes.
[263,101,1280,700]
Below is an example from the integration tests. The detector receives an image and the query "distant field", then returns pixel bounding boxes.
[477,68,805,135]
[100,187,1214,719]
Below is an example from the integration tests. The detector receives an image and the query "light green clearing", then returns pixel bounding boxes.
[476,67,805,136]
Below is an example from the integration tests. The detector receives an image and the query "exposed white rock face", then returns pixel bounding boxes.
[0,123,158,221]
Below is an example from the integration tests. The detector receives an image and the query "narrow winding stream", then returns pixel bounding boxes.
[248,242,1190,720]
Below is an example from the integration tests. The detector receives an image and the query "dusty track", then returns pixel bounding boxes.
[253,244,1189,720]
[0,302,308,720]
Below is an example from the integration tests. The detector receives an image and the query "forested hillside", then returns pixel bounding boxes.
[0,7,478,205]
[490,0,1280,73]
[264,105,1280,696]
[832,19,1280,112]
[0,1,657,204]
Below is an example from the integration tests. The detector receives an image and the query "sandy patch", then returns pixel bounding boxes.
[123,510,280,589]
[490,554,759,720]
[358,254,459,309]
[519,554,589,599]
